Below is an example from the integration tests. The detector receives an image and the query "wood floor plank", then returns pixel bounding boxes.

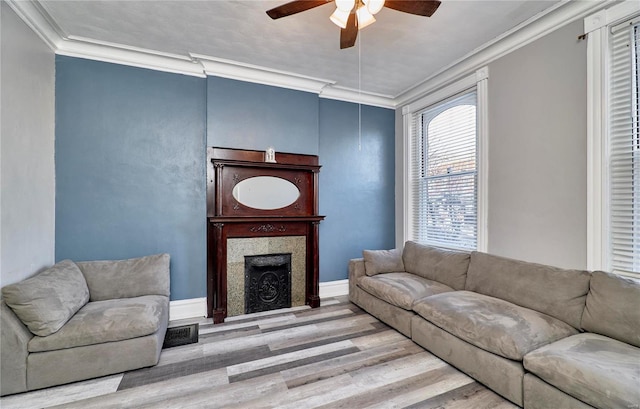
[315,365,464,409]
[0,375,122,409]
[137,372,288,409]
[48,369,229,409]
[223,373,356,409]
[227,339,355,377]
[283,340,425,389]
[259,307,357,331]
[364,371,475,408]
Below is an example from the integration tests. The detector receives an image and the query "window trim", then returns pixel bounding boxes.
[401,68,488,251]
[585,0,640,273]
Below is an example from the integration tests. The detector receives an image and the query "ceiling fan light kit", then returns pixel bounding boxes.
[335,0,356,12]
[330,8,350,29]
[363,0,385,15]
[355,4,376,29]
[266,0,442,49]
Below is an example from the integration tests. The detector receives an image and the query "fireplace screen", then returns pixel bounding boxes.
[244,253,292,314]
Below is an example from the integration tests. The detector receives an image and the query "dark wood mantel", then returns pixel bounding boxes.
[206,147,325,323]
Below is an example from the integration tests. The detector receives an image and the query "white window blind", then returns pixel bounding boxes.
[608,16,640,275]
[410,90,477,250]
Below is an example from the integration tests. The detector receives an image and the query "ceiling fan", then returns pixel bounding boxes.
[266,0,441,49]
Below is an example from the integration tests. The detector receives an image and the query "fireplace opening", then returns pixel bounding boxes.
[244,253,292,314]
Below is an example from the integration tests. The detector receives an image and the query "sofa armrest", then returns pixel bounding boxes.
[77,253,170,301]
[348,258,366,301]
[1,300,32,395]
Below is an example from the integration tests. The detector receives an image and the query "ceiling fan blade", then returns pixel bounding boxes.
[384,0,441,17]
[340,13,358,49]
[266,0,330,19]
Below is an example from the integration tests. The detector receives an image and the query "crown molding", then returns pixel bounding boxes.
[57,37,206,78]
[192,54,334,94]
[395,0,614,107]
[319,86,396,109]
[5,0,62,51]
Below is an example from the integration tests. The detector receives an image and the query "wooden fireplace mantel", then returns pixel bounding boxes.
[206,147,325,323]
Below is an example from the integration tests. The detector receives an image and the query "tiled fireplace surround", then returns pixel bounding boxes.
[226,236,306,317]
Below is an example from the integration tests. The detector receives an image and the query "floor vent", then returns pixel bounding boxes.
[163,323,199,349]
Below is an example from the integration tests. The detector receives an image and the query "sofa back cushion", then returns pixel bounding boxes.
[77,253,170,301]
[363,249,405,276]
[581,271,640,347]
[1,260,90,336]
[402,241,470,290]
[465,252,591,329]
[78,254,170,301]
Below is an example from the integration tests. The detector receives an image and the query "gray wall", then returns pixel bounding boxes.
[487,20,587,269]
[0,2,56,286]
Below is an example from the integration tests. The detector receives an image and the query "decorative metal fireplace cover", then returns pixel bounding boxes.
[244,253,292,314]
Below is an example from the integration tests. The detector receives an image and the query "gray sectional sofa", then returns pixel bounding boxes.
[349,241,640,408]
[0,254,170,396]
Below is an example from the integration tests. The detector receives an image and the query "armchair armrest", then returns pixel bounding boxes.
[348,258,366,302]
[1,301,32,395]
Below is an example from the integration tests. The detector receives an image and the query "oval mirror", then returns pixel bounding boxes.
[232,176,300,210]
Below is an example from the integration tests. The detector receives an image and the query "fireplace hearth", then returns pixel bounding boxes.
[244,253,291,314]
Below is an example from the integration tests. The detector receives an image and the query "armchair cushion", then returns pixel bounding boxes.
[77,253,170,301]
[1,260,89,337]
[28,295,168,352]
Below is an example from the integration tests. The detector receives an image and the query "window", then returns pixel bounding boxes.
[412,91,477,249]
[609,16,640,275]
[402,69,487,251]
[586,0,640,276]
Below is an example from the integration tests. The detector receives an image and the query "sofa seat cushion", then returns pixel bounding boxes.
[412,291,578,360]
[524,333,640,409]
[28,295,168,353]
[357,273,454,310]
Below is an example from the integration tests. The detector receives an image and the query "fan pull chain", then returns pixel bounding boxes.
[358,33,362,152]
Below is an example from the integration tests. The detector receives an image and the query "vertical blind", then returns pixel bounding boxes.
[609,17,640,275]
[410,90,478,250]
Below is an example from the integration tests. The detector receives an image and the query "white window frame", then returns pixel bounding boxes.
[401,68,488,251]
[586,0,640,273]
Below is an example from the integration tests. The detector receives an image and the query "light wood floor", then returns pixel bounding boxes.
[0,297,516,409]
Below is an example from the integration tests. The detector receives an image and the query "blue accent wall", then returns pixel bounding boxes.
[54,56,395,299]
[207,77,319,154]
[55,56,207,300]
[319,99,396,281]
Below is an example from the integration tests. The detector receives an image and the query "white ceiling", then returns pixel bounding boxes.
[39,0,561,97]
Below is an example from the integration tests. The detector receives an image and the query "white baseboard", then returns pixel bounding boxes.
[169,297,207,321]
[169,280,349,321]
[319,279,349,299]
